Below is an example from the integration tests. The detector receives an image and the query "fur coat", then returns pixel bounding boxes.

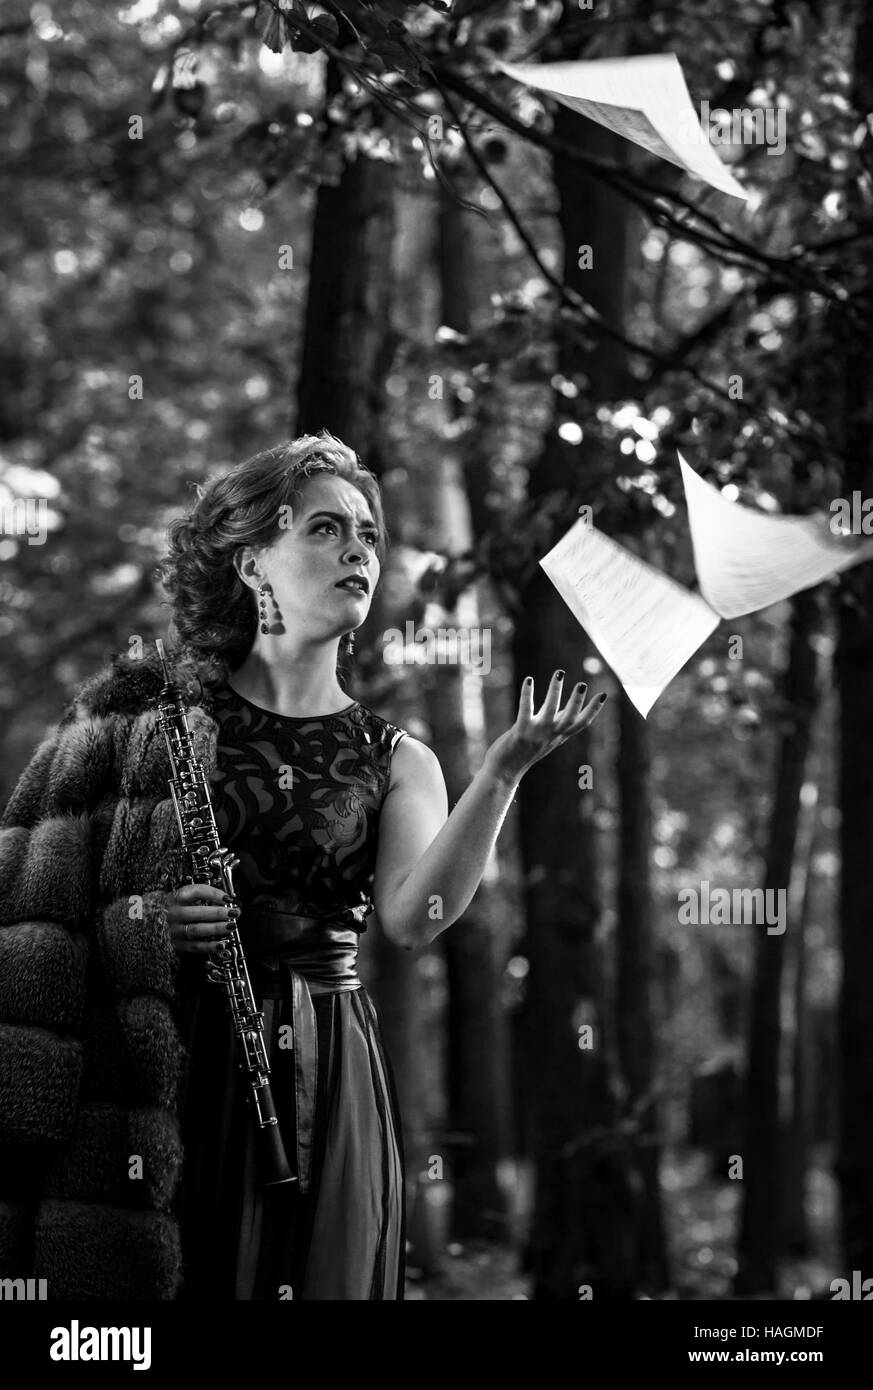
[0,642,230,1300]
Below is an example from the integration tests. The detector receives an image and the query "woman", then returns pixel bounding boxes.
[0,431,606,1301]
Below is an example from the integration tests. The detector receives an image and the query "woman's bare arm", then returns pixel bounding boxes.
[373,671,607,949]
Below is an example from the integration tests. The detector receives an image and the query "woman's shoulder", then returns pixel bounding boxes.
[378,730,445,809]
[386,730,441,772]
[349,701,446,767]
[350,705,443,789]
[350,700,409,753]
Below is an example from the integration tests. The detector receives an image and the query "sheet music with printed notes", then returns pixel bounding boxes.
[539,457,873,716]
[539,516,720,718]
[678,454,873,619]
[496,54,749,201]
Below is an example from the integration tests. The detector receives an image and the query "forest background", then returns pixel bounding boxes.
[2,0,872,1301]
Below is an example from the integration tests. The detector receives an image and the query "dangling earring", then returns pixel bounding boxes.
[257,583,285,635]
[346,631,356,655]
[258,583,274,634]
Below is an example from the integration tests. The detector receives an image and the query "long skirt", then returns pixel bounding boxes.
[175,969,406,1300]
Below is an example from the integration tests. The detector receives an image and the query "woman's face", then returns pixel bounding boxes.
[256,472,381,641]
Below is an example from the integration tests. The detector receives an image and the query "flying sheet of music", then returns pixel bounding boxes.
[496,54,749,201]
[678,453,873,619]
[539,516,720,719]
[540,455,873,716]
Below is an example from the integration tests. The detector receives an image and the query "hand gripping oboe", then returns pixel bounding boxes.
[153,639,294,1187]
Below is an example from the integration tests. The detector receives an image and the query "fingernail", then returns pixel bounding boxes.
[597,693,608,704]
[556,669,565,680]
[524,676,533,685]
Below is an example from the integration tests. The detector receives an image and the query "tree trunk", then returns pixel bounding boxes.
[835,0,873,1278]
[434,169,513,1239]
[515,565,637,1299]
[616,691,670,1290]
[735,590,821,1293]
[782,765,822,1254]
[517,10,663,1294]
[295,51,398,452]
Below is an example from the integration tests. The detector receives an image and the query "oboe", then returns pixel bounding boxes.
[153,638,294,1187]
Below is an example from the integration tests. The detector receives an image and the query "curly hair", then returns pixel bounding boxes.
[156,431,387,682]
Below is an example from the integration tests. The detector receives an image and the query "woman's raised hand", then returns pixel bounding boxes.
[164,881,239,955]
[483,670,608,786]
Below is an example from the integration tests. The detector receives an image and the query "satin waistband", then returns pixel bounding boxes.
[242,908,362,996]
[239,906,362,1193]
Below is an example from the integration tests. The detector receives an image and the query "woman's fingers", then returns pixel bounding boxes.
[171,882,228,909]
[539,677,607,741]
[167,882,234,922]
[519,671,571,724]
[538,669,566,722]
[169,901,235,923]
[554,680,588,730]
[518,676,535,722]
[564,690,608,737]
[524,674,598,730]
[178,926,233,955]
[171,921,233,955]
[165,882,238,954]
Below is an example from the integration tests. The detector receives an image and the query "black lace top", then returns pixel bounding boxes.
[208,680,407,928]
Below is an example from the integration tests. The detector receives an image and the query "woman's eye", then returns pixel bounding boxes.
[313,521,377,546]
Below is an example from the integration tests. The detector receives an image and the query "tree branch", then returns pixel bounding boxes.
[429,63,852,308]
[437,79,797,415]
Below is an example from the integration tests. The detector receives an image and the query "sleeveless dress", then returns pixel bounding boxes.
[174,680,409,1301]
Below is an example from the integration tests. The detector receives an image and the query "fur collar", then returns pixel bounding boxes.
[65,642,229,724]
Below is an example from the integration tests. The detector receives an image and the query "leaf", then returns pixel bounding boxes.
[289,28,319,52]
[309,13,339,46]
[254,0,286,53]
[368,39,409,64]
[287,10,338,54]
[367,38,420,80]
